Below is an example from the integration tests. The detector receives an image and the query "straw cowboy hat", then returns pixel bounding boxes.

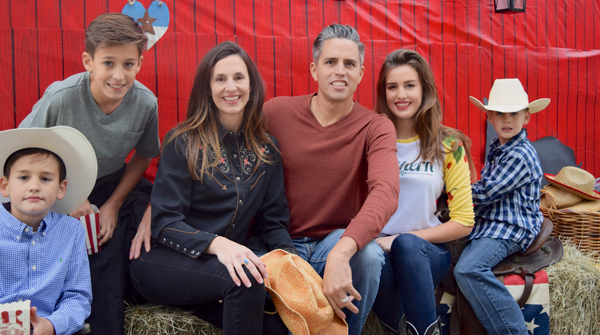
[0,126,97,214]
[545,166,600,201]
[469,78,550,114]
[540,185,583,209]
[564,199,600,213]
[260,249,348,335]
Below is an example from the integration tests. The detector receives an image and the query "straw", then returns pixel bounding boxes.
[124,244,600,335]
[547,242,600,335]
[124,302,222,335]
[541,185,583,209]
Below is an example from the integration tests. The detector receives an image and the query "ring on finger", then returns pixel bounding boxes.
[243,258,249,265]
[340,296,349,304]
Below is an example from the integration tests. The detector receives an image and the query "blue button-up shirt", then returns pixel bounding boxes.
[470,129,543,251]
[0,203,92,335]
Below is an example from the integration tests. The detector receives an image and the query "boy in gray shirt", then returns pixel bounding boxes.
[19,13,159,335]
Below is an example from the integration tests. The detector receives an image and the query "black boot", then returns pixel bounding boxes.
[398,315,419,335]
[423,317,442,335]
[378,318,398,335]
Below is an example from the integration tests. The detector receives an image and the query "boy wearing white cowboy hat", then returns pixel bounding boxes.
[454,78,550,335]
[0,126,97,335]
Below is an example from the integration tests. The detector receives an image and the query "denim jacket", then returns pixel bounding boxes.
[151,126,295,257]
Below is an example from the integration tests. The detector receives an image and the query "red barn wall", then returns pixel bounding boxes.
[0,0,598,180]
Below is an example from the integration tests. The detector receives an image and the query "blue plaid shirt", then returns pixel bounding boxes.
[470,129,543,251]
[0,203,92,335]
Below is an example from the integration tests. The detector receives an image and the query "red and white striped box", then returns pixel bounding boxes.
[78,205,101,255]
[0,300,30,335]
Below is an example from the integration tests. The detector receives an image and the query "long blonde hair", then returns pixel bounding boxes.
[164,41,274,181]
[375,49,476,179]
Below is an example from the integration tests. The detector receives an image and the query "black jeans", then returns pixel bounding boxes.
[85,166,152,335]
[130,246,287,335]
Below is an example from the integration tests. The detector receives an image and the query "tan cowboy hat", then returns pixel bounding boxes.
[260,249,348,335]
[0,127,97,214]
[540,185,583,209]
[545,166,600,201]
[564,200,600,212]
[469,78,550,114]
[563,199,600,213]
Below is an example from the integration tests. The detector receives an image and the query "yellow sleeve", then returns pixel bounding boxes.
[442,137,475,227]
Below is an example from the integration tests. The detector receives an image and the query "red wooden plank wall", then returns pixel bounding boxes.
[1,0,598,180]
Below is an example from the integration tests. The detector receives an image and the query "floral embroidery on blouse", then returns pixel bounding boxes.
[200,136,272,176]
[239,140,270,175]
[217,145,230,173]
[204,145,230,173]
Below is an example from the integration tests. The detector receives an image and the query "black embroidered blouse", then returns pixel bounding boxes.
[151,126,295,258]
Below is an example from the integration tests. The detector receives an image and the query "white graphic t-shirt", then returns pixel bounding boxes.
[381,135,474,236]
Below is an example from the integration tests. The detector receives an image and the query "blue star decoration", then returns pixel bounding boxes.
[436,292,454,335]
[522,303,549,335]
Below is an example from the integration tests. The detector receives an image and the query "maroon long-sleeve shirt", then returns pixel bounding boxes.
[264,94,399,249]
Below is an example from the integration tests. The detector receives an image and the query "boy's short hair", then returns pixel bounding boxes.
[85,13,148,57]
[4,148,67,183]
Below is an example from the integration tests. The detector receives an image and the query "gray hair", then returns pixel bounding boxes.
[312,23,365,66]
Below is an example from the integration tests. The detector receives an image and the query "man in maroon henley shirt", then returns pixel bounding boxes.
[264,23,399,335]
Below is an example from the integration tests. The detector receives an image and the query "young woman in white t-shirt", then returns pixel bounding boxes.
[372,49,476,335]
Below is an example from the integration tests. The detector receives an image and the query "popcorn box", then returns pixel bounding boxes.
[0,300,30,335]
[78,205,101,255]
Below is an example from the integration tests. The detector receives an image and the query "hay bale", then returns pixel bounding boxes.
[124,302,385,335]
[124,243,600,335]
[124,302,222,335]
[547,242,600,335]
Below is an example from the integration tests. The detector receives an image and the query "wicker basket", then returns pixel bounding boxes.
[541,188,600,257]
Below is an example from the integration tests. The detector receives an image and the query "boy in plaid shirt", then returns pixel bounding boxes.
[454,79,549,335]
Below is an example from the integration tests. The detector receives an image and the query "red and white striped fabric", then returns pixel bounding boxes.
[504,270,550,335]
[0,300,30,334]
[78,205,101,255]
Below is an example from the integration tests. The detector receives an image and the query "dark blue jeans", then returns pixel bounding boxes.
[373,233,451,333]
[292,229,385,335]
[130,245,284,335]
[454,238,527,335]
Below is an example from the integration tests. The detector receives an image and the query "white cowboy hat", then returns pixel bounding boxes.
[469,78,550,114]
[0,126,97,214]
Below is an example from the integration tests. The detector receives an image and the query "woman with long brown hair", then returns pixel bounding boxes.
[130,41,295,335]
[371,49,476,335]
